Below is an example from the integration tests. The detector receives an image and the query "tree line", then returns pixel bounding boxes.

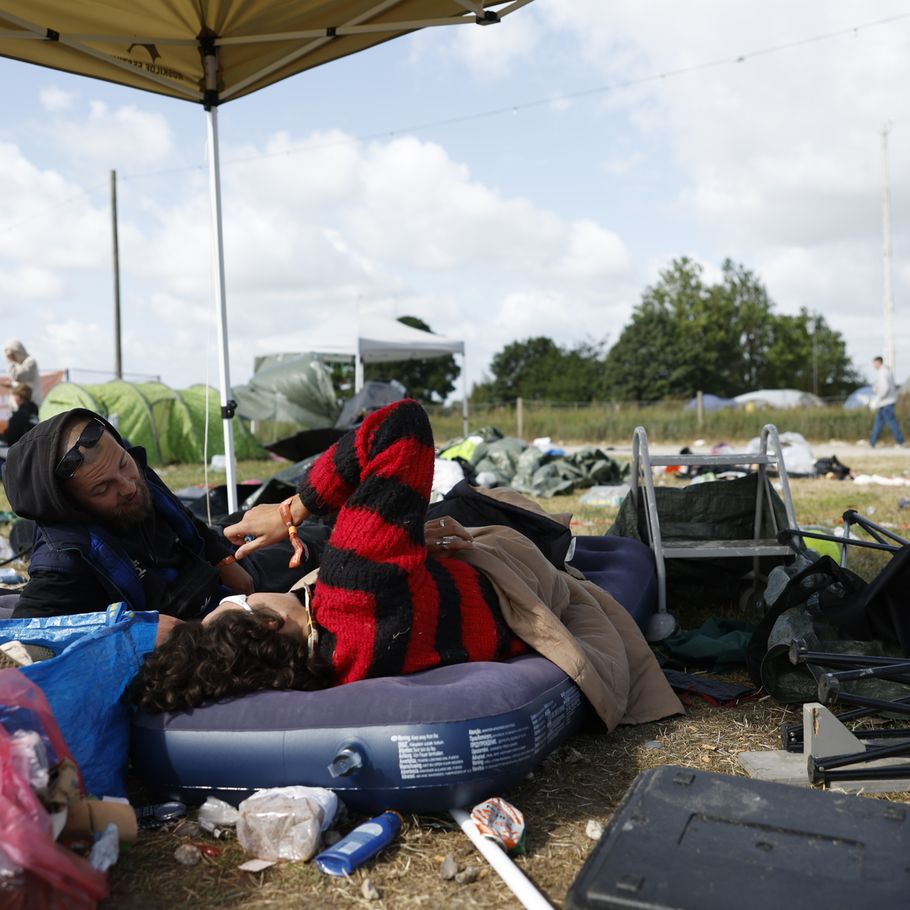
[364,258,863,404]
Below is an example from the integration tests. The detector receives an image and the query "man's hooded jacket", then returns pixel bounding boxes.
[3,408,233,619]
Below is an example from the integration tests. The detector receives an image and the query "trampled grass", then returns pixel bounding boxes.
[2,436,909,909]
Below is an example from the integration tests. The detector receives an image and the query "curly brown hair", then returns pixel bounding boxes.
[133,607,330,714]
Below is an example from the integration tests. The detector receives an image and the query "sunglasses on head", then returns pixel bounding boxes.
[55,418,106,480]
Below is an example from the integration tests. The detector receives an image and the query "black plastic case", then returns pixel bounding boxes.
[567,764,910,910]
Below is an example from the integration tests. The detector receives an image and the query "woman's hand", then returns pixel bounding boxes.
[424,516,474,557]
[223,503,287,559]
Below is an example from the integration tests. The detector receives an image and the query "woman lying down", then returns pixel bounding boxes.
[135,399,682,730]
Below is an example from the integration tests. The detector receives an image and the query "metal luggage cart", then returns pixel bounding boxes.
[631,424,799,641]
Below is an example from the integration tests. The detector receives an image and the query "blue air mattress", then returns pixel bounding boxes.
[131,536,655,812]
[132,654,589,812]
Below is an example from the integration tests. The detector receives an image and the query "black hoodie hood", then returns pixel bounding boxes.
[3,408,128,524]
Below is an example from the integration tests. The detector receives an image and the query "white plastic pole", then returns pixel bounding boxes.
[881,123,897,373]
[205,80,239,515]
[449,809,552,910]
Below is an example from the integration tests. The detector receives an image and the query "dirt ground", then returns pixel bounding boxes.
[5,445,907,908]
[98,447,910,910]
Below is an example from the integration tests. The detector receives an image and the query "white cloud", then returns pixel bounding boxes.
[54,101,175,167]
[39,87,76,112]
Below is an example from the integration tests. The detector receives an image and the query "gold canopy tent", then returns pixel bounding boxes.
[0,0,534,509]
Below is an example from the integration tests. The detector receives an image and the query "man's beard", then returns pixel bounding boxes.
[105,474,154,534]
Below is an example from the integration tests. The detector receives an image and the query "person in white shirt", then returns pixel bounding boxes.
[869,355,906,448]
[3,339,41,406]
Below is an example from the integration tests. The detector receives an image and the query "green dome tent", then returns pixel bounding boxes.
[38,380,265,464]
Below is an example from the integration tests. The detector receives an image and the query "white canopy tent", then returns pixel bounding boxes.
[258,313,470,431]
[0,0,533,511]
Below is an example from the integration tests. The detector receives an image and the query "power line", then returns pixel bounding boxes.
[2,9,909,231]
[121,10,910,180]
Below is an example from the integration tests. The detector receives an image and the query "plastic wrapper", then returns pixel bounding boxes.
[10,729,49,793]
[471,797,525,852]
[236,786,339,862]
[0,672,108,908]
[197,796,240,827]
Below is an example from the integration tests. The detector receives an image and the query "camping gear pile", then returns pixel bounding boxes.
[438,430,627,498]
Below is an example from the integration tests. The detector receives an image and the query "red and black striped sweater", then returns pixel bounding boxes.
[297,398,527,684]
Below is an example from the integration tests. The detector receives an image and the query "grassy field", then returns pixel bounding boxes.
[2,442,909,909]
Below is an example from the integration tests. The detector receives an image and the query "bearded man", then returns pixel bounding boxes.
[2,410,321,620]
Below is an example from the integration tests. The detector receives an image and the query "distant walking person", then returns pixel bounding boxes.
[3,339,41,405]
[869,356,906,448]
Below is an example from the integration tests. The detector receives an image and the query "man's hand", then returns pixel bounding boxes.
[218,558,254,595]
[424,516,474,557]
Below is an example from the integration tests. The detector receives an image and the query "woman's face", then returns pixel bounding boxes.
[203,592,310,639]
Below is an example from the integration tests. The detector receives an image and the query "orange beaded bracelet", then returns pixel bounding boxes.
[279,496,308,569]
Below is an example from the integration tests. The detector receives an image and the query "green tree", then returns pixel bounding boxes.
[473,336,607,403]
[763,309,861,397]
[602,257,858,401]
[363,316,461,403]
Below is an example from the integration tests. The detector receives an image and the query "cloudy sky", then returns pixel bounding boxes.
[2,0,910,400]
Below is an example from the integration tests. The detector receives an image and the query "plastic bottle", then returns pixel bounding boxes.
[0,568,25,585]
[315,811,403,876]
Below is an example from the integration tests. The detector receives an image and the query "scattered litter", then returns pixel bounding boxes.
[901,498,910,509]
[455,865,480,884]
[440,853,459,880]
[470,798,525,852]
[89,823,120,872]
[853,473,910,486]
[578,484,630,507]
[198,818,229,839]
[136,800,187,830]
[0,568,26,585]
[361,878,381,900]
[197,796,239,827]
[237,786,339,862]
[238,858,275,873]
[643,739,664,750]
[174,843,202,866]
[585,820,604,841]
[315,810,403,876]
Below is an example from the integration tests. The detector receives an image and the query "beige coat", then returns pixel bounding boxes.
[294,491,684,729]
[454,488,683,730]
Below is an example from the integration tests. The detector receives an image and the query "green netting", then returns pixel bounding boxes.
[37,380,264,464]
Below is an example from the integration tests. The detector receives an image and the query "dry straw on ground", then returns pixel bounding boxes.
[3,445,908,908]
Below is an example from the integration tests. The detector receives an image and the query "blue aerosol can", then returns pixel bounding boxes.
[315,810,403,876]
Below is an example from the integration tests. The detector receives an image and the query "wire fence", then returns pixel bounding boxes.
[423,397,902,446]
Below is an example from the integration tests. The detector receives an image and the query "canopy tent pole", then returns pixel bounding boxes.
[461,350,469,436]
[204,49,240,515]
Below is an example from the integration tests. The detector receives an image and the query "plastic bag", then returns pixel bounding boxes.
[237,786,339,862]
[0,604,158,797]
[0,674,108,909]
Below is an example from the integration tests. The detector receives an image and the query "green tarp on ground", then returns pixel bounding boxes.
[38,380,265,464]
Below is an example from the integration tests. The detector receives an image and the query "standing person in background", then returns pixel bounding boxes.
[869,355,906,448]
[3,340,41,405]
